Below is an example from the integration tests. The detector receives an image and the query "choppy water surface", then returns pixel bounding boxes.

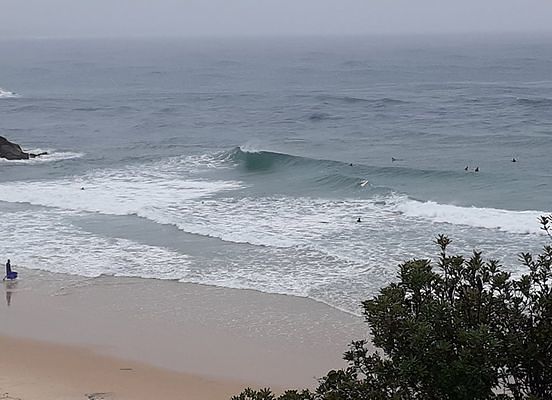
[1,36,550,313]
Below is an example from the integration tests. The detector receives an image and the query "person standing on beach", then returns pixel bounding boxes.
[4,259,17,280]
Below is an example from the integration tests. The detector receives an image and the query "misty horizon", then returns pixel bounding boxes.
[1,0,552,39]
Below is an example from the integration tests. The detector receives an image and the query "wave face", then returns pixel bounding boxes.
[227,146,335,174]
[223,147,550,219]
[221,147,371,196]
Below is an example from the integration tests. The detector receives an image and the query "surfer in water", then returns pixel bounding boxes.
[357,217,362,223]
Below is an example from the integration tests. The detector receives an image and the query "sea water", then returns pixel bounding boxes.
[1,36,550,313]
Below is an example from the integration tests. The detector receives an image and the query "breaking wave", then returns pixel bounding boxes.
[0,87,18,98]
[390,195,546,235]
[0,150,84,164]
[0,149,547,255]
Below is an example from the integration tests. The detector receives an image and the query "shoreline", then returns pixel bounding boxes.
[1,268,369,399]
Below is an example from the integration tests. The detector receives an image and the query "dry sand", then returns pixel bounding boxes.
[0,335,247,400]
[0,268,369,399]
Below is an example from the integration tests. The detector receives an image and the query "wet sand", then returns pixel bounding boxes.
[0,268,368,399]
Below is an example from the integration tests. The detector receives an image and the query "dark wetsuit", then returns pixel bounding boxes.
[5,261,17,280]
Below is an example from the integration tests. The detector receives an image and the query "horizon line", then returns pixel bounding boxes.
[1,30,552,42]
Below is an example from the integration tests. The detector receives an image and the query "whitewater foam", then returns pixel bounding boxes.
[0,160,546,314]
[0,154,547,249]
[0,174,240,216]
[0,87,18,98]
[392,195,547,235]
[0,209,191,279]
[0,154,242,220]
[237,143,264,154]
[0,150,84,164]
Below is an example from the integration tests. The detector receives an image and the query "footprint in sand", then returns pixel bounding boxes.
[85,393,113,400]
[1,393,22,400]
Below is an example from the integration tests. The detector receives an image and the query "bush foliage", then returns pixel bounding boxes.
[232,215,552,400]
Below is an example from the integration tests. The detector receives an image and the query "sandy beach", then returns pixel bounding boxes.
[0,268,368,399]
[0,335,247,400]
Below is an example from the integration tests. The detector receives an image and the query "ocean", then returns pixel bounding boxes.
[1,36,550,313]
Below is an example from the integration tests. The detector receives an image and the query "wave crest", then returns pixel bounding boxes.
[392,196,547,235]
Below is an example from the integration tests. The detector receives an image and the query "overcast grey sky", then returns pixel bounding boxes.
[1,0,552,38]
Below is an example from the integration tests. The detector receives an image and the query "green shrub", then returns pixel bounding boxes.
[232,215,552,400]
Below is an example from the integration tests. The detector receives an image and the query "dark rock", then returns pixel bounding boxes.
[0,136,48,160]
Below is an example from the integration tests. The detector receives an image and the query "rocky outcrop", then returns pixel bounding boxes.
[0,136,47,160]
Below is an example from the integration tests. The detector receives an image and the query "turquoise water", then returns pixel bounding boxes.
[1,36,550,313]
